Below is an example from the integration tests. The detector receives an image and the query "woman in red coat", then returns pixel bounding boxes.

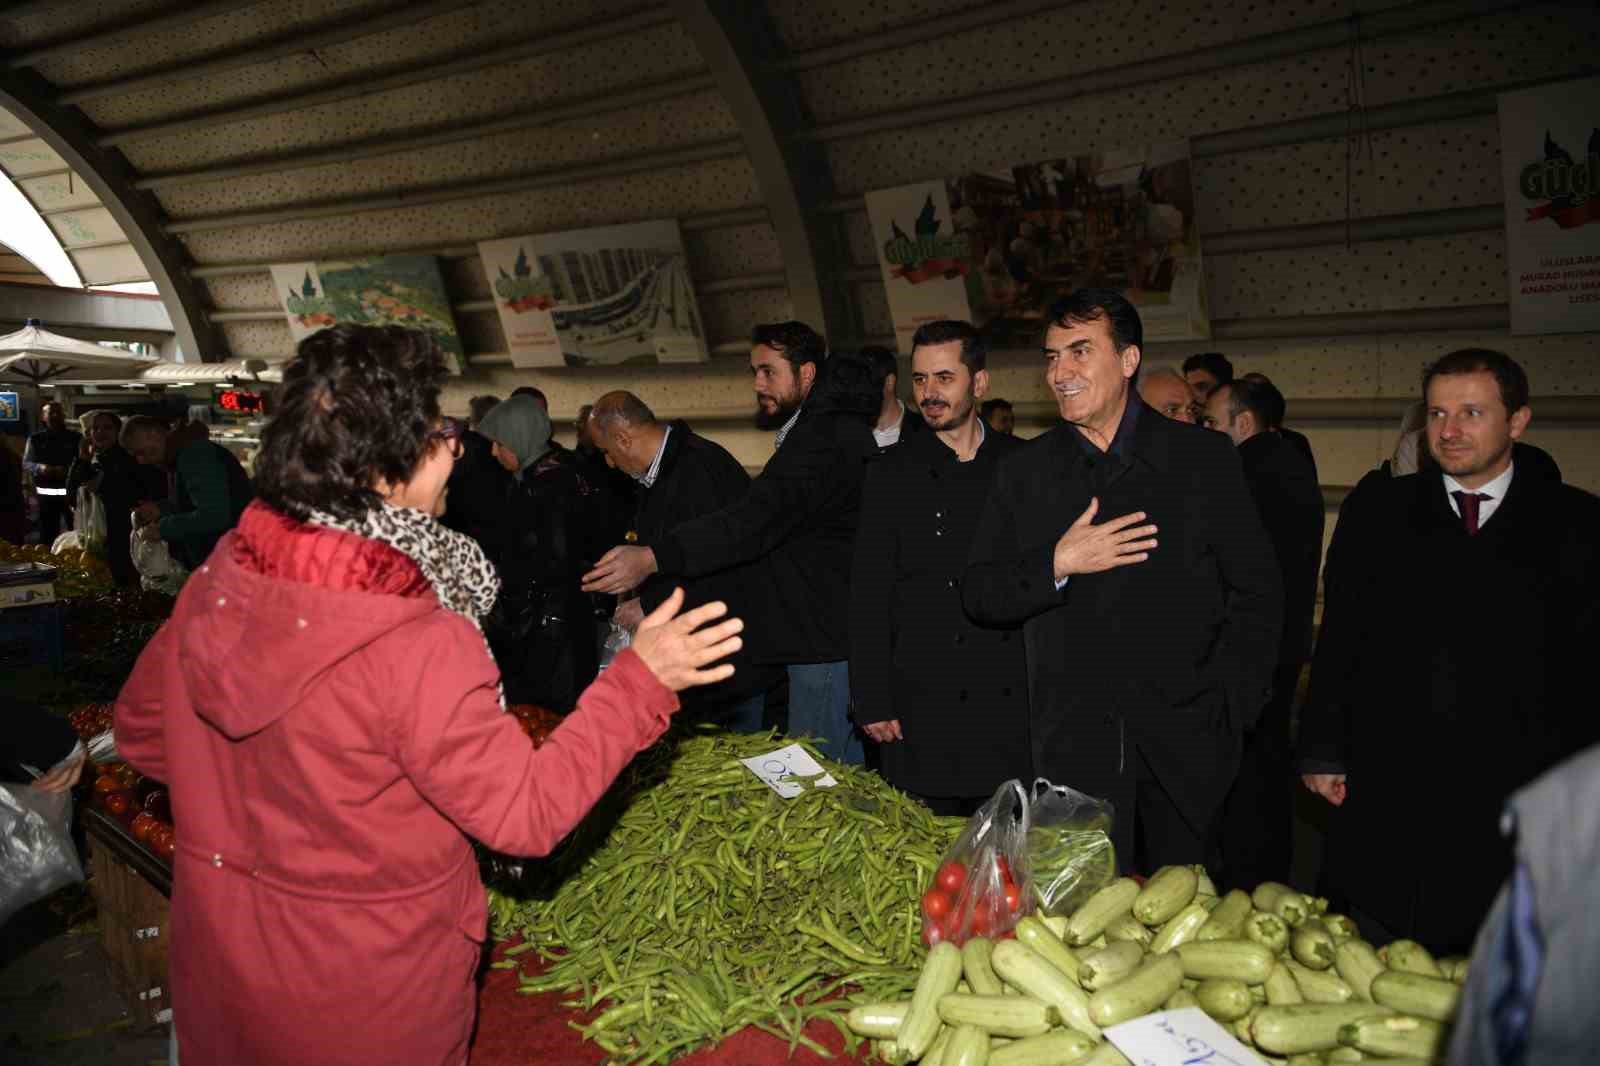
[113,325,742,1066]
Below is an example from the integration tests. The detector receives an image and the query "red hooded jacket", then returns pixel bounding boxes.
[114,503,677,1065]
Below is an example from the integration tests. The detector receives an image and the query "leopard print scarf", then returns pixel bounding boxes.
[306,502,505,705]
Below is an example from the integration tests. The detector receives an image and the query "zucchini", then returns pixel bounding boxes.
[902,941,964,1059]
[1133,866,1199,926]
[1087,952,1184,1027]
[1325,1049,1367,1063]
[1307,896,1330,916]
[1103,911,1154,948]
[1284,959,1356,1003]
[1079,941,1145,992]
[1193,865,1219,897]
[922,1026,954,1066]
[937,994,1058,1038]
[1075,1041,1133,1065]
[1065,879,1140,946]
[1041,915,1070,941]
[1338,1014,1447,1060]
[1177,939,1276,984]
[1232,1004,1264,1045]
[1332,941,1384,1003]
[1379,940,1443,978]
[1165,988,1200,1010]
[1250,1004,1395,1055]
[990,939,1102,1041]
[1149,900,1211,954]
[1320,914,1359,943]
[1197,890,1254,941]
[1290,919,1337,970]
[963,938,1006,997]
[1251,882,1311,927]
[1265,963,1303,1006]
[1437,956,1469,983]
[875,1038,906,1064]
[1284,1055,1328,1066]
[988,1029,1097,1066]
[1369,971,1461,1022]
[846,1001,910,1038]
[1195,978,1253,1021]
[1245,912,1290,955]
[944,1023,992,1066]
[1016,916,1085,985]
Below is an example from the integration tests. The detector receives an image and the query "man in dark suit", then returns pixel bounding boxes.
[864,345,926,450]
[1301,348,1600,953]
[1239,371,1317,481]
[964,289,1282,872]
[583,323,879,764]
[851,321,1029,816]
[589,390,780,732]
[1204,377,1325,888]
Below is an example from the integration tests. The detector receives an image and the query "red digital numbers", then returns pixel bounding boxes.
[219,391,262,413]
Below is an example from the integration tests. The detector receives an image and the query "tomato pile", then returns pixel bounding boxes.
[508,703,562,747]
[67,702,178,865]
[921,854,1028,946]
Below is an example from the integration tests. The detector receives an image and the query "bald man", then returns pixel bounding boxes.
[1139,368,1199,424]
[588,391,779,730]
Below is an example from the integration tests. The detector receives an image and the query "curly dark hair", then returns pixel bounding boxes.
[254,325,449,520]
[750,321,827,371]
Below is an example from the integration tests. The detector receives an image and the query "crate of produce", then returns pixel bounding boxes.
[85,808,172,1027]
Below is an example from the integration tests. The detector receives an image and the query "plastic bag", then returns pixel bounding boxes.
[131,528,189,595]
[50,530,82,555]
[597,620,632,673]
[920,779,1033,946]
[0,784,84,926]
[1025,778,1117,917]
[87,729,121,766]
[74,486,106,556]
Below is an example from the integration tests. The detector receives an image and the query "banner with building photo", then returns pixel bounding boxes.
[866,181,977,353]
[867,140,1209,350]
[477,219,707,368]
[269,255,464,373]
[1499,76,1600,335]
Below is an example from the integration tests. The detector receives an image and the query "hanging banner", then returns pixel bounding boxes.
[1499,76,1600,335]
[866,181,977,353]
[867,141,1209,350]
[269,255,464,373]
[477,219,708,368]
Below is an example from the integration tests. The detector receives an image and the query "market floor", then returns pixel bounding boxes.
[0,892,168,1066]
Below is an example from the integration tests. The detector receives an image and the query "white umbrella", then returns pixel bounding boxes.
[0,319,161,384]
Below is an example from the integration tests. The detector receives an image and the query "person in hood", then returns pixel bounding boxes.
[112,324,743,1066]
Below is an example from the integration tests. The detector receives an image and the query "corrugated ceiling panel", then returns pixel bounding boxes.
[70,243,147,285]
[0,0,169,49]
[0,138,68,177]
[17,172,102,212]
[682,223,783,280]
[766,0,971,51]
[46,206,125,247]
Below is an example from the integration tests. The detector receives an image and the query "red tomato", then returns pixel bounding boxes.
[130,813,157,842]
[104,791,131,817]
[93,774,120,794]
[922,889,952,920]
[1003,881,1023,913]
[996,927,1017,941]
[922,919,943,947]
[969,907,994,938]
[935,861,968,895]
[994,856,1013,884]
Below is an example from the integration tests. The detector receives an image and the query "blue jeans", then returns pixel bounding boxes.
[787,660,863,765]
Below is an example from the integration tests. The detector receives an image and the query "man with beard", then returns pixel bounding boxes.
[1302,348,1600,951]
[963,289,1281,873]
[583,322,878,763]
[23,401,80,545]
[850,321,1028,814]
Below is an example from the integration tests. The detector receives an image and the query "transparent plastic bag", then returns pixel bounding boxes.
[74,486,106,556]
[0,784,84,926]
[131,529,189,595]
[1025,777,1117,917]
[596,620,632,674]
[920,779,1033,946]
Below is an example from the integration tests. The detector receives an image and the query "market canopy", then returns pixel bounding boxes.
[0,319,160,384]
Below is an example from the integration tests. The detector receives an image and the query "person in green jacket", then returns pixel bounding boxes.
[124,416,254,569]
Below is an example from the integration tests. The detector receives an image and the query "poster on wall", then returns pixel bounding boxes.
[1499,76,1600,335]
[269,255,464,373]
[477,219,707,368]
[867,141,1209,351]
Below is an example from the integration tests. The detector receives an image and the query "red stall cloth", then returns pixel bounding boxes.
[472,942,874,1066]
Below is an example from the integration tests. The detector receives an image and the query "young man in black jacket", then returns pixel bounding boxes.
[583,323,879,764]
[588,390,779,731]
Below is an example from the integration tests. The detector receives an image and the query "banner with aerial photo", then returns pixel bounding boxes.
[269,255,463,373]
[868,140,1210,349]
[1499,76,1600,335]
[477,219,707,368]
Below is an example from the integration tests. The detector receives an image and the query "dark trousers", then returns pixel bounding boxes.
[35,494,69,546]
[1133,745,1216,873]
[1217,659,1302,891]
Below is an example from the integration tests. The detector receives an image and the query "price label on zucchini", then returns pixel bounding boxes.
[738,743,838,799]
[1105,1006,1259,1065]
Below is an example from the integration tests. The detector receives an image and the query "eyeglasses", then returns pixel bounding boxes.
[427,417,466,459]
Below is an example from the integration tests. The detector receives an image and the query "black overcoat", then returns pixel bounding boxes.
[1238,431,1325,666]
[850,425,1029,797]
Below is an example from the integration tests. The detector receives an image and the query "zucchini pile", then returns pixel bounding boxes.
[848,867,1469,1065]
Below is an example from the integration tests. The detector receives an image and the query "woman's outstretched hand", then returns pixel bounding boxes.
[629,588,743,693]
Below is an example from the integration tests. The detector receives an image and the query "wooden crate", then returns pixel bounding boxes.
[87,832,172,1026]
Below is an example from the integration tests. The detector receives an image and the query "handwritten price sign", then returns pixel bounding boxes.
[738,743,838,800]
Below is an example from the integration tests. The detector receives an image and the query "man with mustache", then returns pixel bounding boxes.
[583,322,879,763]
[849,320,1028,814]
[964,289,1282,875]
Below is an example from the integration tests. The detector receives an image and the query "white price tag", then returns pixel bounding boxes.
[1105,1007,1261,1066]
[739,743,837,799]
[155,1007,173,1024]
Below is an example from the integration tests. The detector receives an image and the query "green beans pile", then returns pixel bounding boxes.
[487,729,964,1064]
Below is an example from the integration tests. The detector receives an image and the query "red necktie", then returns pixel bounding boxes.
[1452,490,1488,535]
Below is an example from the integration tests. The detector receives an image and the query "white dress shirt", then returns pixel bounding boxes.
[1443,461,1515,529]
[873,400,907,448]
[637,424,672,488]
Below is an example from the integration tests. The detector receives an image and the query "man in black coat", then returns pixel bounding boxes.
[964,290,1282,873]
[852,321,1028,815]
[1203,378,1325,888]
[22,401,80,545]
[1301,348,1600,953]
[589,390,780,730]
[864,345,926,450]
[65,410,167,586]
[583,322,879,764]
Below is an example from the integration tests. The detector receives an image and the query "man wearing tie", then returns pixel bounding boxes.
[1301,348,1600,952]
